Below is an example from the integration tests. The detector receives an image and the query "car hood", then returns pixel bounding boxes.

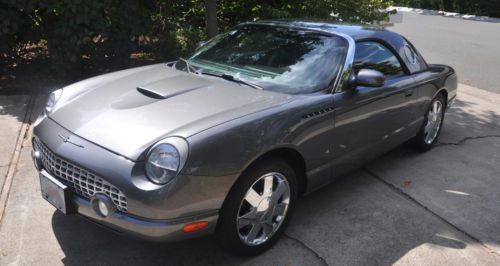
[50,64,292,161]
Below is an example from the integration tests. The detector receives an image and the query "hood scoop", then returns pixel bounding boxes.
[137,74,211,99]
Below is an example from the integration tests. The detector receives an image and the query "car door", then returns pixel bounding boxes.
[329,41,419,178]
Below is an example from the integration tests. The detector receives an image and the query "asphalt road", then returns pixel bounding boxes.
[388,11,500,93]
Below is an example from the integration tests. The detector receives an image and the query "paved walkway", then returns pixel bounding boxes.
[0,86,499,265]
[0,96,30,192]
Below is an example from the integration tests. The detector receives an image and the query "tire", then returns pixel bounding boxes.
[215,158,298,256]
[411,94,446,151]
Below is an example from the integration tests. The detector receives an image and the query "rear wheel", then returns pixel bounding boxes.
[412,94,446,151]
[215,158,297,256]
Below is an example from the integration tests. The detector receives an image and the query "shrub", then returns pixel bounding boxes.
[0,0,42,57]
[1,0,395,69]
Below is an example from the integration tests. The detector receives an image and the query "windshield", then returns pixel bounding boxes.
[187,24,347,94]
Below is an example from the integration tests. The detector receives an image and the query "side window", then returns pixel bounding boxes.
[402,39,427,73]
[403,44,417,65]
[353,42,404,77]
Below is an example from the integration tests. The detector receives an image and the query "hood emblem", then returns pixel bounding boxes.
[58,133,84,148]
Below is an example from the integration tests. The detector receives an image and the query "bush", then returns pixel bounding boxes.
[40,0,151,68]
[0,0,42,57]
[1,0,395,70]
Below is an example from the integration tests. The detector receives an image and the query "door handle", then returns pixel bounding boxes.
[404,88,414,97]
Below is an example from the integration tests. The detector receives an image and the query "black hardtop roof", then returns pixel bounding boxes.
[250,19,404,44]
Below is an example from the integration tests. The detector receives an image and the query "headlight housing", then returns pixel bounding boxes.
[145,137,189,185]
[45,89,63,114]
[34,89,63,126]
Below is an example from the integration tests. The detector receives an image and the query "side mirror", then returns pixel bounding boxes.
[354,69,385,87]
[196,41,206,49]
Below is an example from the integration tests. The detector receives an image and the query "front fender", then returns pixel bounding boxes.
[181,93,336,190]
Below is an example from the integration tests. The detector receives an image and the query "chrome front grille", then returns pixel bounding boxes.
[34,139,128,212]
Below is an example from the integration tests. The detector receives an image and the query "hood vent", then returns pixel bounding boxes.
[136,75,211,99]
[137,87,166,99]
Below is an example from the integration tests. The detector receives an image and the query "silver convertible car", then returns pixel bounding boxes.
[32,21,457,255]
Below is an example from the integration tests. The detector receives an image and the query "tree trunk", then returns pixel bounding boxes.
[205,0,218,38]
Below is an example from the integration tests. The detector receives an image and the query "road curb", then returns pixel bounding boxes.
[392,6,500,23]
[458,83,500,104]
[0,96,36,224]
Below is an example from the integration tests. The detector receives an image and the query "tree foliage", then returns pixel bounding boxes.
[1,0,394,68]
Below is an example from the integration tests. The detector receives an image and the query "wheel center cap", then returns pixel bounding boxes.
[257,197,271,212]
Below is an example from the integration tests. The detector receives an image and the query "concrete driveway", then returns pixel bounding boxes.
[0,84,499,265]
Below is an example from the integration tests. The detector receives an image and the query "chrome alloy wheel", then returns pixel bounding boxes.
[424,100,443,144]
[236,172,291,246]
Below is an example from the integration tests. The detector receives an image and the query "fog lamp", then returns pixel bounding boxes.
[98,201,109,217]
[91,194,116,217]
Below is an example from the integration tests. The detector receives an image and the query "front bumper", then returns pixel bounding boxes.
[31,118,236,242]
[73,194,218,242]
[33,150,219,243]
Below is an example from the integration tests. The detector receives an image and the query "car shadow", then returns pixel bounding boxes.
[286,169,471,264]
[51,168,470,265]
[50,211,324,265]
[51,212,234,265]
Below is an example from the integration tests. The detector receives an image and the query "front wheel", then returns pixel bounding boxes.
[215,158,298,256]
[411,94,446,151]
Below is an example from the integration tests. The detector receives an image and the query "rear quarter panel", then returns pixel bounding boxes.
[412,64,457,113]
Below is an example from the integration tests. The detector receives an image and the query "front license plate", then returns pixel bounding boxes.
[39,170,74,215]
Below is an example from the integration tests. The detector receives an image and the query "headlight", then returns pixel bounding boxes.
[45,89,63,113]
[145,137,189,185]
[146,144,179,184]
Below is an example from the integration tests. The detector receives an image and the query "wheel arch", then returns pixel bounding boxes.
[435,88,449,108]
[236,146,308,197]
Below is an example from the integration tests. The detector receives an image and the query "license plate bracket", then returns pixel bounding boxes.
[39,170,75,215]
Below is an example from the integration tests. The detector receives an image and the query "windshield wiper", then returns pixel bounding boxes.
[200,71,263,90]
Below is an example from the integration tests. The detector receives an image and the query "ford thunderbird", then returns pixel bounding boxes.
[31,20,457,255]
